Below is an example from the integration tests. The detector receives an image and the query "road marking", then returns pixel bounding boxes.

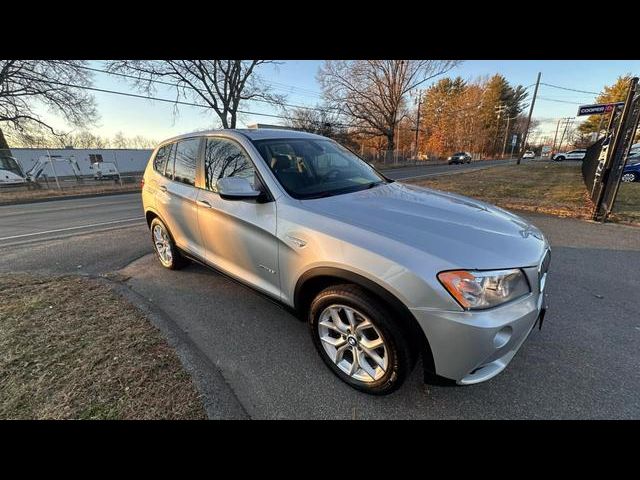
[0,217,145,241]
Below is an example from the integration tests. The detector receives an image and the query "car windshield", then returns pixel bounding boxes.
[0,155,23,176]
[453,152,466,156]
[252,137,387,199]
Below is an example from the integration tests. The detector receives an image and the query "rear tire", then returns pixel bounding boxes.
[309,284,417,395]
[150,218,188,270]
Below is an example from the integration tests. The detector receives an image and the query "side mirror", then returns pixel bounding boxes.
[216,177,262,201]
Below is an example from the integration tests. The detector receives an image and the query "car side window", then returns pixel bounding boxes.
[204,137,256,192]
[153,143,173,175]
[173,138,200,186]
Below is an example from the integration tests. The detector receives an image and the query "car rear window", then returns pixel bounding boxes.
[153,144,173,175]
[172,138,200,186]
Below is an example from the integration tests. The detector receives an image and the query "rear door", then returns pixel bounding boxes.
[196,136,279,298]
[155,137,205,258]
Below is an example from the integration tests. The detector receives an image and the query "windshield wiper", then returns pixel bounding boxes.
[301,181,385,200]
[302,191,335,199]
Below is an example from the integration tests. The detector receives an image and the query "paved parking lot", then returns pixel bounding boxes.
[2,175,639,419]
[115,213,640,419]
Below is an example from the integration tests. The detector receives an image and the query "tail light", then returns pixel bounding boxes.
[140,178,145,188]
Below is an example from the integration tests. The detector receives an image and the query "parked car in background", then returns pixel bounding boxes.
[92,161,121,181]
[622,161,640,182]
[447,152,472,164]
[142,129,550,394]
[523,150,536,159]
[552,149,586,161]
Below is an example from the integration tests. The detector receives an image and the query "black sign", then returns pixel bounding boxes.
[577,102,625,116]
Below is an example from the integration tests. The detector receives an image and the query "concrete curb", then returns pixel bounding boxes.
[98,272,251,420]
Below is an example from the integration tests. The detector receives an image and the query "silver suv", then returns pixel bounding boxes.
[142,129,550,395]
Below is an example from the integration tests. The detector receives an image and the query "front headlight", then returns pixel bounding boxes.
[438,269,530,310]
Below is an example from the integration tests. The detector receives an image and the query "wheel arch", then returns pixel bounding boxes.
[294,266,436,373]
[145,208,161,228]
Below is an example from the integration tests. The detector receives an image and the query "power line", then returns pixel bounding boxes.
[79,64,340,114]
[540,82,600,96]
[537,96,584,105]
[45,79,361,129]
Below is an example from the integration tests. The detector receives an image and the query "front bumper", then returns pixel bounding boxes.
[411,262,549,384]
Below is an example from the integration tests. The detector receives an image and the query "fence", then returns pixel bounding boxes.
[581,136,606,203]
[581,77,640,221]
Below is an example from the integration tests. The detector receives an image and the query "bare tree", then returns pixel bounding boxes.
[318,60,460,160]
[286,105,335,135]
[285,104,360,151]
[107,60,284,129]
[0,60,97,145]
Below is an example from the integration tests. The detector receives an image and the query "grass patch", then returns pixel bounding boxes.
[0,273,206,419]
[408,162,600,220]
[0,183,140,205]
[611,182,640,223]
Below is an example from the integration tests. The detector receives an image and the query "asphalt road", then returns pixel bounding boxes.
[0,160,512,249]
[0,193,145,249]
[381,158,513,180]
[2,158,638,419]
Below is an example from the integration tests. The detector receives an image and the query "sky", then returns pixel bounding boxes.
[41,60,640,143]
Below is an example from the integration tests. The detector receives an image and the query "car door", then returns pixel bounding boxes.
[155,137,205,258]
[196,135,280,298]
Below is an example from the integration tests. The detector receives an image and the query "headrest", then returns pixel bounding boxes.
[271,154,293,171]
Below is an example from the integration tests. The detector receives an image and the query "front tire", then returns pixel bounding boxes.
[309,284,416,395]
[554,156,565,162]
[150,218,188,270]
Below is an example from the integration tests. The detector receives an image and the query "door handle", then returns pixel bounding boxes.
[159,185,167,192]
[197,200,212,208]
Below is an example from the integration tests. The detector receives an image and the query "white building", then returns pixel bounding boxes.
[9,148,153,177]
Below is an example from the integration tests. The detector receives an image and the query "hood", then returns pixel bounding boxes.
[303,182,547,270]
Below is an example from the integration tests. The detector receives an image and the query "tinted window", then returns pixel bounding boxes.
[153,144,173,175]
[253,138,385,199]
[204,137,256,192]
[173,138,200,185]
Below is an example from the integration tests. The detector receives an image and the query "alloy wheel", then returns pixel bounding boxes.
[317,304,389,382]
[152,224,173,266]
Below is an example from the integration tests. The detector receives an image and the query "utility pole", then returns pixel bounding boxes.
[501,116,516,159]
[551,117,563,153]
[414,90,423,159]
[557,118,573,153]
[493,104,507,156]
[518,72,541,164]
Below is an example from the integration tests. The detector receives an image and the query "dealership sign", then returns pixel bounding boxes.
[577,102,625,116]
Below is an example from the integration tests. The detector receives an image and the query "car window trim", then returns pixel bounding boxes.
[154,137,202,185]
[172,136,201,186]
[198,134,274,203]
[249,137,390,200]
